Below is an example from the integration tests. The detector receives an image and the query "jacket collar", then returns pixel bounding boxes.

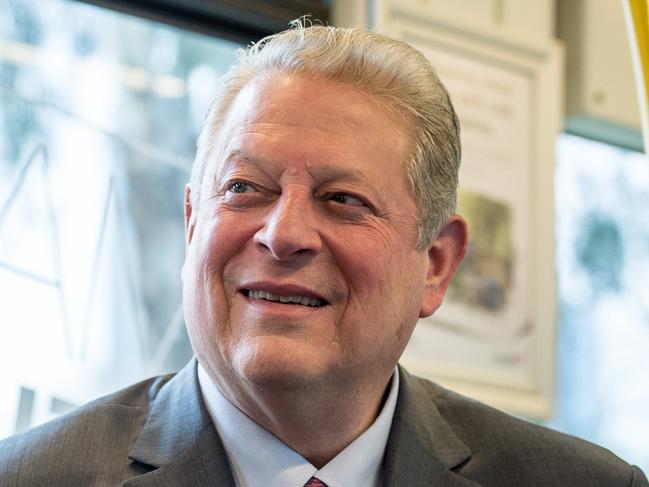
[123,359,235,487]
[381,366,481,486]
[123,361,480,486]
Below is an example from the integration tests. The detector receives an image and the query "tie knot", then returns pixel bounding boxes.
[304,477,328,487]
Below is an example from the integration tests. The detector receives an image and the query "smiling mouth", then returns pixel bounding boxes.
[242,289,327,308]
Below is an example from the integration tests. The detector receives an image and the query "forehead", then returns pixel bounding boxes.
[205,72,414,185]
[246,73,403,125]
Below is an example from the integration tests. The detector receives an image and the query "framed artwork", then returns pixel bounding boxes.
[382,12,563,417]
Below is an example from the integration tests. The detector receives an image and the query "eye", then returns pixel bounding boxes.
[328,192,366,207]
[227,180,257,194]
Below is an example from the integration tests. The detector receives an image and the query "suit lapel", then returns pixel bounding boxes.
[123,359,235,487]
[382,367,482,487]
[121,361,482,486]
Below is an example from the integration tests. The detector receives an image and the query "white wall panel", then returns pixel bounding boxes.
[558,0,640,130]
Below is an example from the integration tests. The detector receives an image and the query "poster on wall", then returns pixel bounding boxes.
[385,15,562,417]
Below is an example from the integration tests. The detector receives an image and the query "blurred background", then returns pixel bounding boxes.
[0,0,647,473]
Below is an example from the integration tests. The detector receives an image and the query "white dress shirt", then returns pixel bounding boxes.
[197,364,399,487]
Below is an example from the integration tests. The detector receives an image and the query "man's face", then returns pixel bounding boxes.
[182,72,462,397]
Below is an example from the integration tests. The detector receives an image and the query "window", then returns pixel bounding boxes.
[0,0,239,437]
[549,133,649,472]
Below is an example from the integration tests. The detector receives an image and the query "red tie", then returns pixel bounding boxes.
[303,477,328,487]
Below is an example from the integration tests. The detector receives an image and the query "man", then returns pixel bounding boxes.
[1,22,647,487]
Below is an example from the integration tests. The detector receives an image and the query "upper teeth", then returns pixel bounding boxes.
[248,290,323,307]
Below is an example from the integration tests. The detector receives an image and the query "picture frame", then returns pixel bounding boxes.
[382,10,563,418]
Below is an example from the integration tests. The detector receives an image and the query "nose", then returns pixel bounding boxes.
[254,191,322,261]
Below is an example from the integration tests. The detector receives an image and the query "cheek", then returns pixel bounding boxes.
[192,211,257,280]
[203,211,247,254]
[182,213,254,352]
[330,228,427,338]
[334,226,413,299]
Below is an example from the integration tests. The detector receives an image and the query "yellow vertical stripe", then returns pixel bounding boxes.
[624,0,649,152]
[629,0,649,109]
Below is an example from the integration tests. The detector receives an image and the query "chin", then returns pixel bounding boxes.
[231,337,333,391]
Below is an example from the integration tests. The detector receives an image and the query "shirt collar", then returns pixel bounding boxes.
[198,364,399,487]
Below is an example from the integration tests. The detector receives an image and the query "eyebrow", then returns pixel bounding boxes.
[211,150,259,183]
[219,149,374,186]
[221,150,270,172]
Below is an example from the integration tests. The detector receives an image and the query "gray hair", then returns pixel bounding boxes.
[191,20,461,249]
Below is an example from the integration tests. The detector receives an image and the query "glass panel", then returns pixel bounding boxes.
[549,133,649,472]
[0,0,239,438]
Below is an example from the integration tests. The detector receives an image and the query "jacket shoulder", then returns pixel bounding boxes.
[408,373,648,486]
[0,373,174,486]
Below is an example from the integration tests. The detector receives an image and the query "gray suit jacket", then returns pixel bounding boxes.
[1,360,647,486]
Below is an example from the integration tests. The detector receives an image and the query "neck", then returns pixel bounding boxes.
[214,371,394,468]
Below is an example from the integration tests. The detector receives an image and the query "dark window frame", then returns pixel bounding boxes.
[75,0,330,44]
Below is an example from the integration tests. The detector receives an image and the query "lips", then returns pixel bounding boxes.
[240,282,328,308]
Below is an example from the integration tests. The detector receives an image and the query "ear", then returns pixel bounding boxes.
[184,184,195,245]
[419,214,468,318]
